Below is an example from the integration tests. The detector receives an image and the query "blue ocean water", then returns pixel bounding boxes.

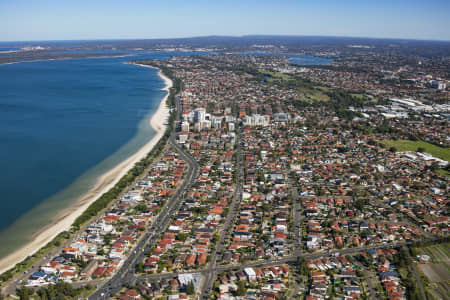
[0,57,155,226]
[0,50,326,261]
[0,52,193,259]
[0,47,21,52]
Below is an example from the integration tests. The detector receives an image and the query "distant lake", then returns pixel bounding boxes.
[289,54,332,65]
[238,52,332,65]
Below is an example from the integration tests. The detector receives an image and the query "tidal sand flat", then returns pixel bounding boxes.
[0,56,171,273]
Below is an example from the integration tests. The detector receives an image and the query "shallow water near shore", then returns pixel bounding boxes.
[0,53,173,260]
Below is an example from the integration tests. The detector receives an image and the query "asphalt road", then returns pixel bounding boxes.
[88,96,199,300]
[354,260,377,300]
[287,172,302,251]
[136,237,442,284]
[198,126,243,299]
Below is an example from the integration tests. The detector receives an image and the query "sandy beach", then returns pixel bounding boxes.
[0,64,173,274]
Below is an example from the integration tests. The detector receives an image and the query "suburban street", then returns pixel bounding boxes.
[133,238,441,287]
[198,126,243,299]
[88,95,200,300]
[287,172,302,251]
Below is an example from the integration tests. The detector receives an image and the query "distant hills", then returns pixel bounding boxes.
[1,35,450,58]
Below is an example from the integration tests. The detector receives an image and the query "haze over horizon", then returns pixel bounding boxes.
[2,0,450,42]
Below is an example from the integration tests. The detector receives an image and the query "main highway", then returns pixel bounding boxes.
[89,94,199,299]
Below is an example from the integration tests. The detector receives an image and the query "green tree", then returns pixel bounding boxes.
[176,233,188,242]
[135,203,147,212]
[430,162,439,171]
[136,262,144,273]
[186,281,195,295]
[236,281,247,296]
[16,286,32,300]
[297,256,307,276]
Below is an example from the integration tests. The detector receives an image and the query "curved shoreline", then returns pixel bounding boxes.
[0,54,135,66]
[0,64,173,274]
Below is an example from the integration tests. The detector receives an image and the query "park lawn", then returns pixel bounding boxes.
[295,90,330,103]
[416,243,450,263]
[310,89,330,101]
[436,169,450,177]
[350,93,366,99]
[380,140,450,162]
[416,244,450,299]
[350,93,377,104]
[258,69,292,81]
[258,69,330,102]
[317,86,331,92]
[295,86,330,102]
[439,244,450,256]
[435,282,450,299]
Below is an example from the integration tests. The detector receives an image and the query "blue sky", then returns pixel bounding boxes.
[1,0,449,41]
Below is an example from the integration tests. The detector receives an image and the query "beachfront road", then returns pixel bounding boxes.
[89,98,199,300]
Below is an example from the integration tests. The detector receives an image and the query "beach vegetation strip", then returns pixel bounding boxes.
[0,231,70,284]
[71,63,178,229]
[379,140,450,162]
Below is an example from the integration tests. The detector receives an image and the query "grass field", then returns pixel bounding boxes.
[295,89,330,102]
[317,86,331,92]
[419,264,449,282]
[380,140,450,162]
[416,243,450,299]
[258,69,330,102]
[258,69,292,81]
[421,243,450,263]
[436,169,450,177]
[350,93,366,99]
[419,264,450,300]
[415,243,450,274]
